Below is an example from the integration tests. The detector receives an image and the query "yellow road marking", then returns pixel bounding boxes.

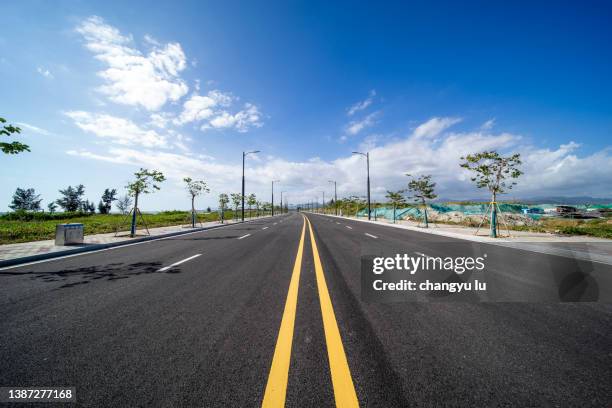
[262,216,306,407]
[305,216,359,408]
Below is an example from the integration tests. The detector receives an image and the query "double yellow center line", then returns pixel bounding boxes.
[262,215,359,408]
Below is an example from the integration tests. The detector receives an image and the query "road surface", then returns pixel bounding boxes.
[1,213,610,407]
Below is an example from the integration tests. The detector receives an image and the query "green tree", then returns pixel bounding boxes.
[116,195,133,215]
[98,188,118,214]
[247,193,257,218]
[385,190,406,223]
[460,151,522,237]
[81,199,96,214]
[1,117,30,155]
[184,177,210,227]
[230,193,242,221]
[9,187,42,211]
[218,193,229,223]
[406,174,437,228]
[56,184,85,212]
[47,202,57,214]
[126,168,166,237]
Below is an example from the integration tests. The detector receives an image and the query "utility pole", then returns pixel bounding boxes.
[321,191,325,214]
[328,180,337,215]
[271,180,279,217]
[281,192,287,214]
[242,150,260,222]
[352,151,371,220]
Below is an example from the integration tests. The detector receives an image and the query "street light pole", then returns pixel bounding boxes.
[367,152,371,220]
[321,191,325,214]
[281,191,287,214]
[271,180,279,217]
[242,150,260,222]
[352,151,371,220]
[328,180,337,215]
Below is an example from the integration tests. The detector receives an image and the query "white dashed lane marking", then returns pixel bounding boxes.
[157,254,202,272]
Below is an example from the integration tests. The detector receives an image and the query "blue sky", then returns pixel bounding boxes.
[2,1,612,211]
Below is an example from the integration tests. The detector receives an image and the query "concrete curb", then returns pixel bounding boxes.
[0,217,271,269]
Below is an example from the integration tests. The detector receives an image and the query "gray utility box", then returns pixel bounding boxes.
[55,223,84,246]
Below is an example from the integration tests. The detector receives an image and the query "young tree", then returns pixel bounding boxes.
[218,193,229,223]
[460,151,522,237]
[56,184,85,212]
[406,174,437,228]
[81,199,96,214]
[247,193,257,219]
[184,177,210,227]
[230,193,242,221]
[98,188,118,214]
[126,168,166,237]
[9,187,42,211]
[116,195,133,215]
[1,117,30,155]
[47,202,58,214]
[385,190,406,223]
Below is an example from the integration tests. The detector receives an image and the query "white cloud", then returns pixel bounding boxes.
[16,122,52,136]
[176,91,263,132]
[481,118,495,130]
[347,89,376,116]
[148,112,172,129]
[76,16,188,111]
[37,67,53,79]
[64,111,167,147]
[345,111,378,135]
[66,117,612,208]
[204,103,263,133]
[413,116,462,138]
[174,90,233,125]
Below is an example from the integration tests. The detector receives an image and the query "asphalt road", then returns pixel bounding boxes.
[1,212,610,407]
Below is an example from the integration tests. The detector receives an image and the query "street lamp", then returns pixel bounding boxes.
[321,191,325,214]
[328,180,337,215]
[281,191,287,214]
[271,179,280,217]
[242,150,260,222]
[352,151,371,220]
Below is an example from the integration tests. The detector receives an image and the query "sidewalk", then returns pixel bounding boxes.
[0,217,258,267]
[318,213,612,265]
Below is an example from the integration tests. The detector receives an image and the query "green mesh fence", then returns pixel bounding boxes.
[356,203,612,220]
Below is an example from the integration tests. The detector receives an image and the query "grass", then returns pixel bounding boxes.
[0,210,257,245]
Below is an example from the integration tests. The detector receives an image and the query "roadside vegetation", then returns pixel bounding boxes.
[0,210,239,245]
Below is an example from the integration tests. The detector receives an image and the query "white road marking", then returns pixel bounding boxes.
[157,254,202,272]
[274,223,278,225]
[262,226,269,230]
[365,233,378,239]
[238,234,252,240]
[0,219,263,271]
[345,225,353,229]
[415,251,431,258]
[336,222,341,225]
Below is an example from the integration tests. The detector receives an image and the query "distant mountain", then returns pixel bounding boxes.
[434,196,612,205]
